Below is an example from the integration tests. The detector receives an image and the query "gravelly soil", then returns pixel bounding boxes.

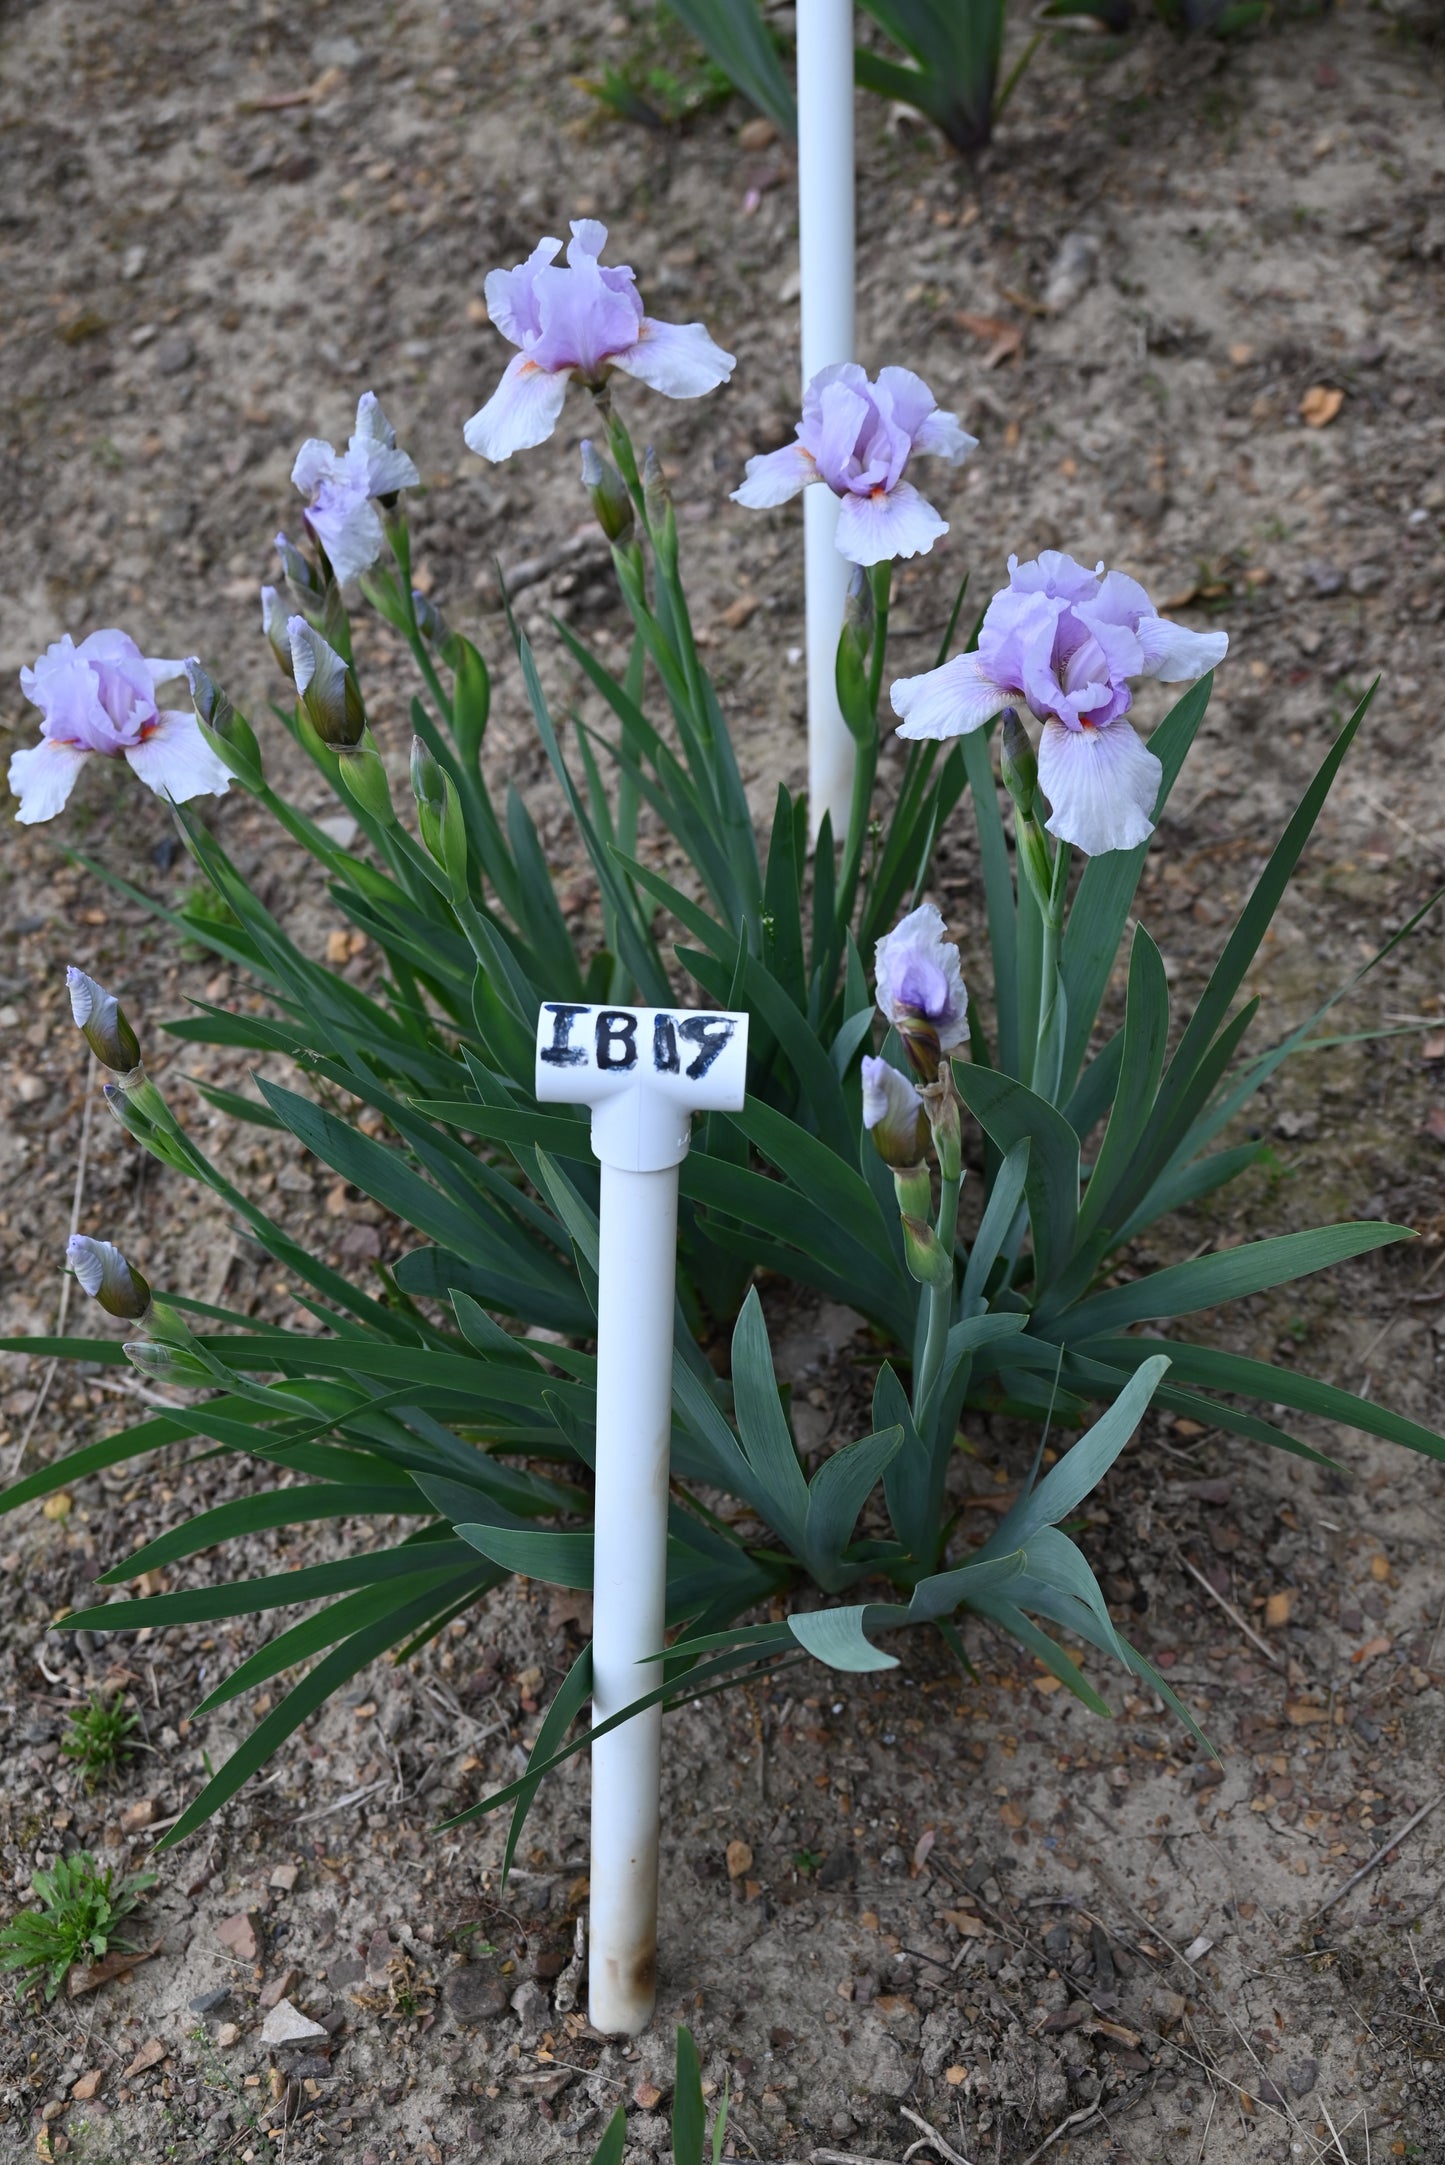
[2,1,1445,2161]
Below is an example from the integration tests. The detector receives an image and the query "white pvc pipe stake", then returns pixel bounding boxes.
[535,1000,750,2034]
[797,0,857,844]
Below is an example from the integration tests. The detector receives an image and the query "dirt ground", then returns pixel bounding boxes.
[2,0,1445,2160]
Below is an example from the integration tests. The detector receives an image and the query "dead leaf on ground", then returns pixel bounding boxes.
[67,1944,159,1996]
[955,310,1024,367]
[725,1838,753,1880]
[1300,384,1344,429]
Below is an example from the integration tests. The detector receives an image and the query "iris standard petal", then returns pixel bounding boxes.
[483,237,563,349]
[8,738,91,823]
[291,438,339,496]
[1037,717,1161,857]
[892,651,1004,740]
[123,709,234,804]
[462,354,572,463]
[834,479,947,566]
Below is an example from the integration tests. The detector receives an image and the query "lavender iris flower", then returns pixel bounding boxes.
[8,630,231,826]
[874,905,969,1048]
[290,392,419,587]
[733,364,976,567]
[463,219,735,464]
[890,551,1228,856]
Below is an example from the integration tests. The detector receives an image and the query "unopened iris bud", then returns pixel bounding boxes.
[999,708,1038,816]
[260,585,295,678]
[922,1065,963,1186]
[902,1215,952,1289]
[843,564,874,663]
[642,444,670,524]
[862,1055,928,1169]
[275,531,326,600]
[186,659,264,791]
[123,1340,212,1388]
[288,618,366,750]
[410,735,445,858]
[335,732,396,824]
[580,439,635,546]
[66,967,140,1074]
[411,589,452,647]
[66,1235,151,1322]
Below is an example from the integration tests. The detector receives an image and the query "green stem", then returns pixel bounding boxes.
[1029,837,1070,1102]
[836,562,892,935]
[914,1164,962,1431]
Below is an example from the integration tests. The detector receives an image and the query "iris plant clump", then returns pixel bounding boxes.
[0,212,1435,1857]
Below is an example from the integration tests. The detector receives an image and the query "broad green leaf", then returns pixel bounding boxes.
[788,1604,900,1672]
[803,1427,903,1583]
[1054,1224,1410,1342]
[674,2024,707,2165]
[455,1524,593,1587]
[667,0,796,134]
[158,1571,485,1847]
[589,2107,628,2165]
[952,1065,1079,1289]
[730,1290,809,1542]
[1076,925,1169,1244]
[960,1138,1029,1316]
[103,1483,425,1581]
[982,1354,1169,1553]
[1059,674,1212,1088]
[1084,1334,1445,1464]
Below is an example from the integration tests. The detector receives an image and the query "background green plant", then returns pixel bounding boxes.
[60,1691,141,1788]
[588,2024,728,2162]
[0,1853,156,2002]
[644,0,1274,157]
[0,395,1434,1861]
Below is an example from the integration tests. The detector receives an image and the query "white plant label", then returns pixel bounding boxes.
[534,1000,749,2033]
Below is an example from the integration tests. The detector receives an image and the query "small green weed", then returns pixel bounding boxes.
[0,1851,156,2001]
[61,1692,140,1787]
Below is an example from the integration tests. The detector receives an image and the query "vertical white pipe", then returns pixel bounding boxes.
[797,0,856,844]
[587,1158,679,2036]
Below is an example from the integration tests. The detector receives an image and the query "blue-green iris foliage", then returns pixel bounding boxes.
[3,392,1437,1869]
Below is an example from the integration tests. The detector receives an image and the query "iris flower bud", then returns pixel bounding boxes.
[862,1056,928,1170]
[124,1340,213,1388]
[260,586,295,679]
[275,531,326,599]
[580,440,635,546]
[843,564,874,664]
[66,968,140,1074]
[186,659,264,791]
[410,736,446,859]
[999,707,1038,814]
[901,1215,952,1289]
[288,619,366,750]
[66,1235,151,1322]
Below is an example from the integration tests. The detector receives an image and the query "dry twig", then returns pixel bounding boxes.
[1178,1552,1282,1670]
[899,2106,974,2165]
[1310,1791,1445,1917]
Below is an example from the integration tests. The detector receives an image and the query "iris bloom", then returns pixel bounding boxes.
[733,364,976,566]
[464,219,735,463]
[9,631,230,825]
[291,392,419,587]
[891,551,1228,856]
[875,904,969,1078]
